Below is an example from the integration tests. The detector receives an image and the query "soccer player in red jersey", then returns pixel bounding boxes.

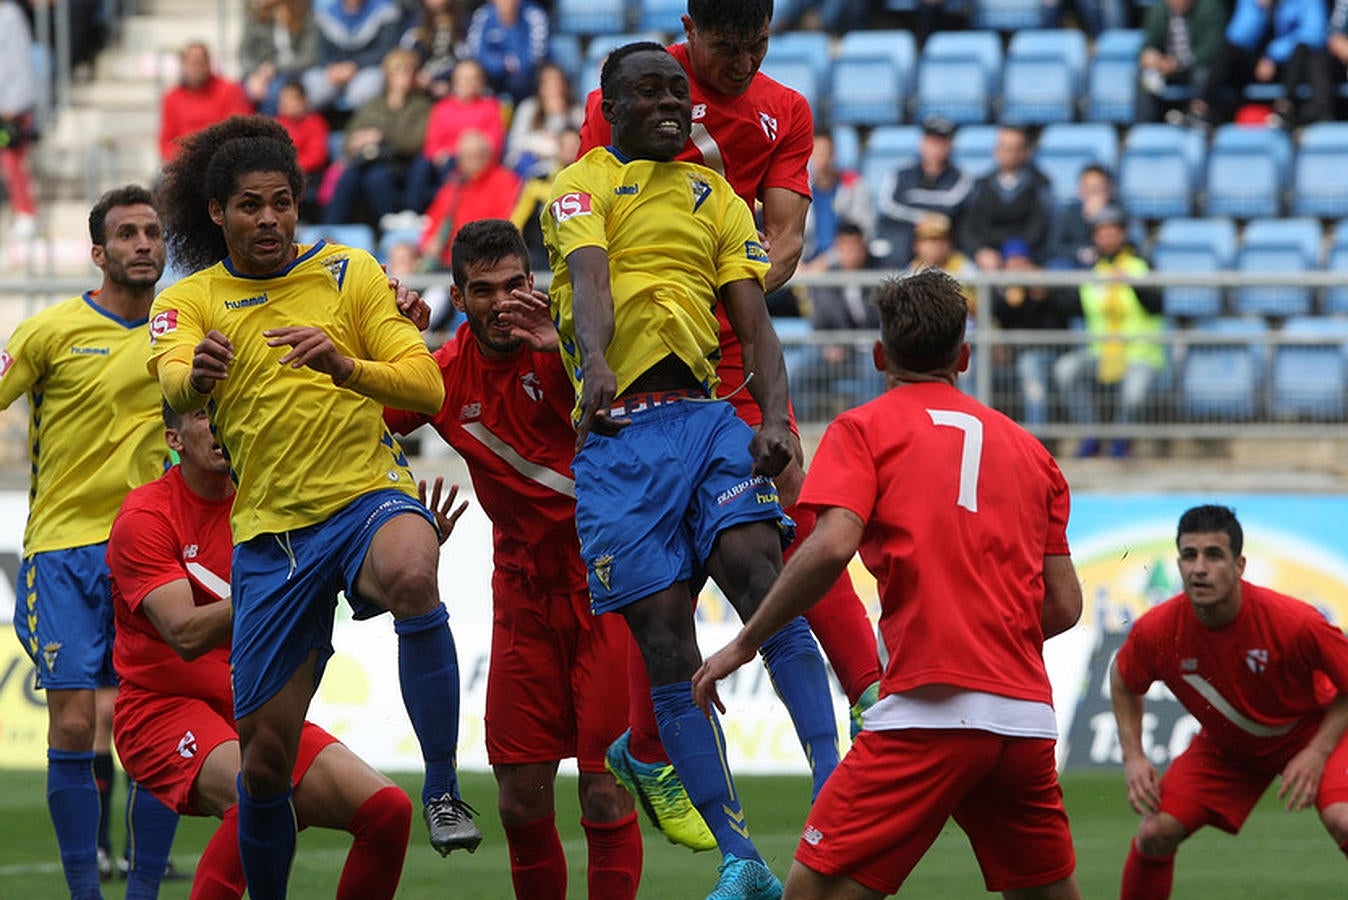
[1112,504,1348,899]
[384,219,643,900]
[107,402,416,900]
[694,269,1085,900]
[577,0,881,846]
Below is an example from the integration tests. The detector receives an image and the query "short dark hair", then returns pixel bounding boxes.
[688,0,774,33]
[1177,505,1243,556]
[600,41,668,100]
[836,221,865,241]
[162,399,183,430]
[158,115,304,274]
[89,185,155,246]
[873,269,968,373]
[451,219,530,288]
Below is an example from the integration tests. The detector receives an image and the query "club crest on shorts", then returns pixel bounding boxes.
[42,641,61,671]
[592,554,614,591]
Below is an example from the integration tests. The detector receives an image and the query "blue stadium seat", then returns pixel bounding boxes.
[1151,217,1238,319]
[765,31,833,85]
[1291,124,1348,218]
[637,0,686,33]
[1178,317,1266,420]
[1117,124,1204,219]
[758,56,823,110]
[830,57,904,126]
[297,223,377,255]
[1233,217,1323,318]
[975,0,1043,30]
[547,33,583,83]
[916,31,1002,124]
[838,30,917,82]
[832,124,862,172]
[554,0,628,36]
[952,124,999,179]
[1086,29,1144,123]
[862,125,923,206]
[1204,125,1290,219]
[1326,220,1348,314]
[1269,316,1348,419]
[1001,30,1086,126]
[1035,123,1119,205]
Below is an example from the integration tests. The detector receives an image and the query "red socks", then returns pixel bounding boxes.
[191,805,246,900]
[583,812,642,900]
[336,786,411,900]
[1120,838,1175,900]
[504,813,567,900]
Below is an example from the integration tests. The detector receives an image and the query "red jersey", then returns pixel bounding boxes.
[383,326,585,589]
[159,75,252,160]
[800,382,1071,706]
[578,42,814,411]
[108,466,234,708]
[1115,582,1348,764]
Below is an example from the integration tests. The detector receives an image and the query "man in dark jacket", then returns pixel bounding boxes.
[959,126,1053,271]
[875,116,973,267]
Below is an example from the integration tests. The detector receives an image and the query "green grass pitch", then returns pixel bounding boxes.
[0,769,1340,897]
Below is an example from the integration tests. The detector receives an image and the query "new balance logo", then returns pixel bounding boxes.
[803,824,823,846]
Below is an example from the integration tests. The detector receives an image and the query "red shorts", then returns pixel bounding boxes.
[484,567,631,772]
[716,325,800,436]
[1159,730,1348,834]
[795,729,1076,894]
[114,684,338,815]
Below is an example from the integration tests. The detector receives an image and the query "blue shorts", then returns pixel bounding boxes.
[13,545,117,690]
[230,489,435,719]
[572,400,791,614]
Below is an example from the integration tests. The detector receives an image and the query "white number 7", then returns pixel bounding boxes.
[926,409,983,512]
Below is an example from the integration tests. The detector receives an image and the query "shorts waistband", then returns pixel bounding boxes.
[606,387,707,417]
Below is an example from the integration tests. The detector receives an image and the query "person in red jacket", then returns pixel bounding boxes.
[159,42,252,161]
[407,59,506,212]
[273,81,329,218]
[418,129,521,270]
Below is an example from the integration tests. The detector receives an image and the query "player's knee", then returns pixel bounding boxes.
[377,565,441,618]
[1318,803,1348,846]
[238,734,293,797]
[638,630,700,684]
[1135,815,1184,857]
[497,785,553,826]
[47,706,96,752]
[579,771,634,822]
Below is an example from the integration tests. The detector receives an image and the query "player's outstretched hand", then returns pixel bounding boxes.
[190,329,235,395]
[1278,745,1329,811]
[749,422,794,478]
[575,361,623,451]
[692,636,757,717]
[501,288,559,352]
[388,273,431,331]
[1122,756,1161,815]
[265,326,356,383]
[419,477,468,545]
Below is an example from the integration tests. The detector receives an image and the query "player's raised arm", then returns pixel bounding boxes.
[760,186,811,294]
[1111,660,1161,814]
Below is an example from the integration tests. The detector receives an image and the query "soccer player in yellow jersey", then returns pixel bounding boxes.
[0,185,183,900]
[147,116,477,899]
[542,43,838,900]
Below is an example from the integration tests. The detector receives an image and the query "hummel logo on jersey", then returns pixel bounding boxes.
[0,350,11,377]
[459,402,481,421]
[177,730,198,759]
[759,111,778,141]
[521,372,542,402]
[183,544,198,559]
[692,103,707,120]
[802,824,823,846]
[69,346,110,356]
[1180,657,1198,671]
[688,175,712,212]
[225,294,269,310]
[614,184,638,195]
[150,309,179,340]
[1246,648,1269,673]
[550,192,592,223]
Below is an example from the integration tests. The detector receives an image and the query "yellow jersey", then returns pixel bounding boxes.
[0,293,170,554]
[541,147,769,420]
[147,242,444,543]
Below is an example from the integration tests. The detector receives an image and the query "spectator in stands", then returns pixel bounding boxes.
[274,81,329,220]
[0,0,39,240]
[772,0,871,34]
[322,47,433,228]
[797,222,883,419]
[1136,0,1224,123]
[1052,206,1165,458]
[159,41,252,162]
[1047,164,1115,269]
[418,128,521,270]
[1195,0,1335,127]
[239,0,318,115]
[407,59,506,213]
[959,126,1053,271]
[1044,0,1126,37]
[400,0,468,99]
[802,131,875,266]
[302,0,404,112]
[1325,0,1348,74]
[511,128,581,272]
[503,61,583,179]
[464,0,549,105]
[876,115,973,268]
[993,238,1078,428]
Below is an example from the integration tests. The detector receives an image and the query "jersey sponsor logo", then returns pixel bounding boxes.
[688,175,712,212]
[550,192,592,223]
[177,730,198,759]
[0,350,11,377]
[692,103,707,120]
[150,310,179,340]
[614,184,639,196]
[745,240,769,263]
[69,346,110,356]
[521,372,542,402]
[758,111,779,142]
[224,293,269,310]
[322,256,350,290]
[716,475,774,507]
[459,402,482,421]
[1245,648,1269,673]
[802,823,824,846]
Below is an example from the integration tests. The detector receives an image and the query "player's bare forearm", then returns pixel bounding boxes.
[722,280,790,427]
[567,247,620,448]
[1110,662,1161,813]
[142,582,233,662]
[1282,694,1348,810]
[762,187,810,294]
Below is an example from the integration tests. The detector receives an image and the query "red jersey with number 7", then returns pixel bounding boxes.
[799,382,1071,706]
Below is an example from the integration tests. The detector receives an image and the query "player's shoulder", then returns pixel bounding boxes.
[1245,581,1324,620]
[114,469,180,528]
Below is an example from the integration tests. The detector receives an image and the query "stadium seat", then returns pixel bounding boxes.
[838,30,917,83]
[1269,316,1348,419]
[1117,124,1204,219]
[1204,125,1290,219]
[974,0,1043,31]
[952,124,999,179]
[1151,218,1238,319]
[758,56,823,110]
[547,33,583,83]
[297,223,377,255]
[1325,220,1348,314]
[764,31,833,85]
[554,0,628,36]
[1086,29,1144,123]
[637,0,686,33]
[1035,123,1119,206]
[1233,217,1323,318]
[1291,124,1348,218]
[1178,317,1266,421]
[832,124,862,172]
[862,125,923,205]
[830,57,904,126]
[916,31,1002,124]
[1001,30,1086,126]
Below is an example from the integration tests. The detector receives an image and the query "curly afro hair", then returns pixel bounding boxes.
[158,115,305,274]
